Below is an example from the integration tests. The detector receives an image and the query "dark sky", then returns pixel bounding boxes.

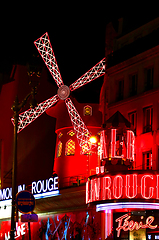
[1,4,159,102]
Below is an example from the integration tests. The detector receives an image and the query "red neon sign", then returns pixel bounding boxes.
[115,213,157,237]
[100,129,135,161]
[86,172,159,204]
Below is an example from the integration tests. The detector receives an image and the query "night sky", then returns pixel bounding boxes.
[0,4,159,103]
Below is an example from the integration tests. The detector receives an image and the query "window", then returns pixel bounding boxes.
[143,151,152,170]
[58,132,63,138]
[129,73,138,96]
[128,111,137,134]
[65,140,75,156]
[145,67,154,91]
[57,141,62,157]
[116,79,124,101]
[67,130,75,137]
[83,105,92,116]
[143,106,153,133]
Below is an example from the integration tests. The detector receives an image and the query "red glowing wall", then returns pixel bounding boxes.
[0,209,101,240]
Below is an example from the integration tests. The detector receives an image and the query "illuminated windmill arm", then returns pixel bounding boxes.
[65,98,91,154]
[34,32,64,88]
[11,95,59,133]
[69,58,105,91]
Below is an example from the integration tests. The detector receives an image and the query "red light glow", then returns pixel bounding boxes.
[115,213,157,237]
[100,129,135,161]
[86,172,159,204]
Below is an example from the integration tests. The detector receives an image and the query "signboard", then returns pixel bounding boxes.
[100,129,135,161]
[16,190,35,214]
[115,213,157,237]
[21,213,38,222]
[0,176,59,202]
[86,171,159,204]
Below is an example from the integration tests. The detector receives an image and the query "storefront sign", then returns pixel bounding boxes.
[86,172,159,204]
[0,184,25,201]
[100,129,135,161]
[5,223,26,240]
[32,176,59,199]
[0,177,59,202]
[115,213,157,237]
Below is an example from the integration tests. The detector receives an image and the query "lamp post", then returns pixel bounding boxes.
[10,59,41,240]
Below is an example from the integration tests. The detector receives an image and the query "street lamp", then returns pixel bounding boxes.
[10,58,42,240]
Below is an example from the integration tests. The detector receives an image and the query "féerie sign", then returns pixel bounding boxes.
[115,213,157,237]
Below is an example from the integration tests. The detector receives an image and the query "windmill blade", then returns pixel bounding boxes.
[65,98,91,154]
[69,58,105,91]
[34,32,64,88]
[11,95,59,133]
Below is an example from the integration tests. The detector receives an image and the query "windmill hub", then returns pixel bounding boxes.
[57,85,70,100]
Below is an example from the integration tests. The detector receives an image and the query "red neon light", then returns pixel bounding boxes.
[103,177,111,200]
[125,174,137,198]
[141,175,154,199]
[127,130,135,161]
[113,175,123,199]
[115,213,157,237]
[86,172,159,204]
[157,175,159,199]
[100,130,107,160]
[111,129,116,158]
[109,129,135,160]
[105,210,113,239]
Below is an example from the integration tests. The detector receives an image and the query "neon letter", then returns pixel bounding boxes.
[125,174,137,199]
[54,176,59,190]
[103,176,111,200]
[111,129,116,158]
[111,129,124,158]
[100,130,108,160]
[141,175,154,199]
[113,175,123,199]
[48,178,54,191]
[91,178,100,201]
[146,216,157,229]
[156,175,159,199]
[127,130,135,161]
[115,214,130,237]
[32,181,36,194]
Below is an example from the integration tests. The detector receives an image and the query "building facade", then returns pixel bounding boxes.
[1,16,159,240]
[97,16,159,239]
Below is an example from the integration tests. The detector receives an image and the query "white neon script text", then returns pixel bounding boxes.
[115,214,157,237]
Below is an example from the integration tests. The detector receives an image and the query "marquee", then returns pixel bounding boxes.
[86,171,159,204]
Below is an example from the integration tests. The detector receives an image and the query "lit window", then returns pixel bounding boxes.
[65,140,75,156]
[58,132,63,138]
[81,143,91,155]
[83,105,92,116]
[143,106,153,133]
[143,151,152,170]
[57,141,62,157]
[128,111,137,134]
[67,130,75,137]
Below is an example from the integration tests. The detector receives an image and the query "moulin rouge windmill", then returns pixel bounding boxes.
[13,32,105,153]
